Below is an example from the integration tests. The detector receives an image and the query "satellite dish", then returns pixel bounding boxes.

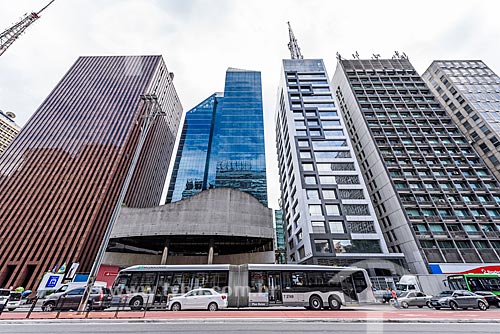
[5,111,16,119]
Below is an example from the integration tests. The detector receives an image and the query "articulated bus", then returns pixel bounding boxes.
[447,274,500,295]
[111,264,375,310]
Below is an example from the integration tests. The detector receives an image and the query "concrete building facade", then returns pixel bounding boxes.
[423,60,500,182]
[332,58,500,275]
[276,58,405,277]
[105,188,275,267]
[0,55,182,289]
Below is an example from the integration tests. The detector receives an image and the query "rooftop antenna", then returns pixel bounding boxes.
[372,54,381,60]
[287,21,303,60]
[336,52,342,61]
[0,0,56,57]
[352,51,359,59]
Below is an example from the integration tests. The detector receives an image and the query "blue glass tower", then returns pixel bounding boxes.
[167,68,267,206]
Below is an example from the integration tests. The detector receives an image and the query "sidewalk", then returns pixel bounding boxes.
[2,309,500,323]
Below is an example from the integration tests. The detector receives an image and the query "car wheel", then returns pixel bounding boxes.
[309,295,323,310]
[478,300,488,311]
[434,306,441,310]
[401,301,409,309]
[208,302,218,312]
[171,302,181,312]
[418,305,424,308]
[328,296,341,310]
[42,302,56,312]
[129,297,143,311]
[449,301,459,310]
[426,301,432,308]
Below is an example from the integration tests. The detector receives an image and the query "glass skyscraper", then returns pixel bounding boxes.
[167,68,267,206]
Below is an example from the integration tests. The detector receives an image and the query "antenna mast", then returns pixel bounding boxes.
[287,21,303,60]
[0,0,56,57]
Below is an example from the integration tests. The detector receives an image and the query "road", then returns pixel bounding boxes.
[0,321,499,334]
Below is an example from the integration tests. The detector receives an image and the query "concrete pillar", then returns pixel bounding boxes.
[160,240,170,265]
[207,239,214,264]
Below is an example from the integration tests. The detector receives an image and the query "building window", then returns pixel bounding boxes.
[332,240,382,253]
[305,176,317,185]
[348,221,376,234]
[328,221,345,233]
[325,204,341,216]
[302,163,314,171]
[314,240,332,253]
[322,190,337,199]
[344,204,370,216]
[311,221,326,233]
[300,151,312,159]
[306,189,320,200]
[308,204,323,216]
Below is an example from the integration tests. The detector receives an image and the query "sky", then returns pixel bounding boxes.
[1,0,500,210]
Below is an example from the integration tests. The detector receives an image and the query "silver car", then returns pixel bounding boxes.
[398,291,432,308]
[429,290,489,311]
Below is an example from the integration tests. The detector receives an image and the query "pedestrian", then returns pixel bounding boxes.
[389,288,400,308]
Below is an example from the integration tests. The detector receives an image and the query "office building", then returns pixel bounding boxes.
[332,57,500,275]
[167,68,267,206]
[275,25,403,276]
[0,55,182,289]
[0,110,20,156]
[274,210,286,264]
[423,60,500,182]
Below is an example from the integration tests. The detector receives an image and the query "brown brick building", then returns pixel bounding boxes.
[0,55,182,289]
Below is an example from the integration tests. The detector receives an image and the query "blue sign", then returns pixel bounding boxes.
[45,275,60,288]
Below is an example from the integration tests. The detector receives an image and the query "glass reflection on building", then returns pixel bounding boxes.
[167,68,267,206]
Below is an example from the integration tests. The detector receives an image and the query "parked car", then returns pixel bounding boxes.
[474,291,500,308]
[0,289,9,313]
[429,290,488,310]
[167,288,227,311]
[398,291,432,308]
[41,287,112,311]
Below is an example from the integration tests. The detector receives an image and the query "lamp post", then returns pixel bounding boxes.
[77,93,166,312]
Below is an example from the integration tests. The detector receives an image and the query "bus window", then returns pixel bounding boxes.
[291,272,306,287]
[466,277,484,292]
[324,272,342,291]
[307,272,325,288]
[447,276,467,290]
[250,272,268,293]
[113,274,130,294]
[352,271,368,293]
[129,272,156,293]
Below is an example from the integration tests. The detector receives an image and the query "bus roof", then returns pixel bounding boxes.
[119,264,364,273]
[449,273,500,277]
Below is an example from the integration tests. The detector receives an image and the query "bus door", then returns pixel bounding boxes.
[268,273,283,304]
[340,273,357,302]
[153,273,170,306]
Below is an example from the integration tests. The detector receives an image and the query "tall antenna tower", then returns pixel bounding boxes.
[0,0,56,57]
[287,21,303,60]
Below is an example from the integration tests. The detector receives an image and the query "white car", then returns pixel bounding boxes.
[167,288,228,311]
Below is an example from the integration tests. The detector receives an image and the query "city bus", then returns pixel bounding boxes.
[111,264,375,310]
[447,274,500,295]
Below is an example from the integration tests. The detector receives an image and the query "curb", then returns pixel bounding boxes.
[1,317,500,324]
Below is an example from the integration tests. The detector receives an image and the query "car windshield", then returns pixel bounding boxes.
[0,290,10,297]
[437,291,453,297]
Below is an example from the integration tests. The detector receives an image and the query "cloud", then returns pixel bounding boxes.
[1,0,500,209]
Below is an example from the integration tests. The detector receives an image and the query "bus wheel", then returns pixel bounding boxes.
[328,296,341,310]
[309,295,323,310]
[129,297,143,311]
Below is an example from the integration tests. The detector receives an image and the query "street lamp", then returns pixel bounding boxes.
[77,93,167,312]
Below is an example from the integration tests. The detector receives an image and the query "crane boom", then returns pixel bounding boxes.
[0,0,56,57]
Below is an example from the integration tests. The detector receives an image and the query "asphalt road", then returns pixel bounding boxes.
[0,321,499,334]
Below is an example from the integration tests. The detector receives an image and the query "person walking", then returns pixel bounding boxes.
[389,288,400,308]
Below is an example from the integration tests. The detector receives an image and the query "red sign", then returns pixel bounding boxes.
[104,272,118,277]
[457,265,500,275]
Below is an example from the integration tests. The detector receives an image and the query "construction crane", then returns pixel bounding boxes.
[0,0,56,57]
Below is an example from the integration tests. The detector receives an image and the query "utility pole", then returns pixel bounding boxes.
[287,21,303,60]
[77,93,167,312]
[0,0,56,57]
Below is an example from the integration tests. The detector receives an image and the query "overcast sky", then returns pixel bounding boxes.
[1,0,499,209]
